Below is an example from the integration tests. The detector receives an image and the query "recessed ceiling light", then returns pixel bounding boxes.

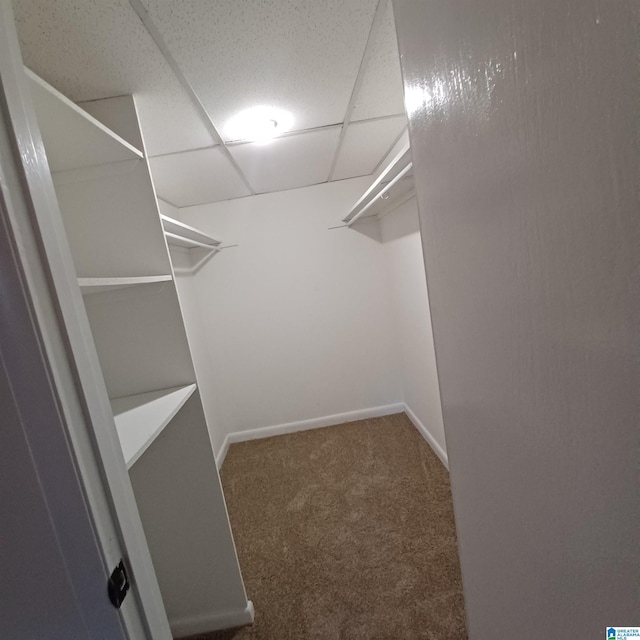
[225,106,294,144]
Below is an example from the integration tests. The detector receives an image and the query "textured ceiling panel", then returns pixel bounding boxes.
[13,0,214,156]
[229,127,341,194]
[333,115,406,181]
[13,0,408,198]
[149,147,251,206]
[142,0,379,139]
[351,1,405,121]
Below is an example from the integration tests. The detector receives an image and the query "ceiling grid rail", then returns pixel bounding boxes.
[128,0,256,195]
[225,113,406,147]
[147,113,406,160]
[326,0,389,182]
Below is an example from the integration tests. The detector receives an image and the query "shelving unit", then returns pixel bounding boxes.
[24,67,251,636]
[78,275,172,295]
[161,213,224,273]
[111,384,196,468]
[343,140,414,225]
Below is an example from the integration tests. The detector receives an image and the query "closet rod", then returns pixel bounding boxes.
[348,161,413,227]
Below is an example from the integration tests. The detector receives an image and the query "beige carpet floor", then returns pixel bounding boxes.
[181,413,467,640]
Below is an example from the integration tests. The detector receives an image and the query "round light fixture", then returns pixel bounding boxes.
[225,106,294,144]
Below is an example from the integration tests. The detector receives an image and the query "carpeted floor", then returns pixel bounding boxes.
[181,413,467,640]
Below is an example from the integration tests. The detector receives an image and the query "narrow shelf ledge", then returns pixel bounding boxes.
[363,177,415,220]
[78,275,172,295]
[111,384,197,469]
[161,214,221,250]
[26,67,143,172]
[161,214,227,274]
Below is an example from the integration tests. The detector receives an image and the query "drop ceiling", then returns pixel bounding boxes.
[13,0,407,208]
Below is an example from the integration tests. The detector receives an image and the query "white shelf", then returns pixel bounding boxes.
[343,141,413,225]
[26,68,143,172]
[161,214,221,250]
[111,384,197,469]
[78,275,172,295]
[361,174,415,219]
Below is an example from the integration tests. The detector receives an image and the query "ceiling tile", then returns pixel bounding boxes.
[142,0,379,138]
[351,1,405,121]
[333,115,406,181]
[229,127,340,194]
[13,0,214,156]
[149,147,251,206]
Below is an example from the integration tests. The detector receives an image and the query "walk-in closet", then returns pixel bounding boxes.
[4,2,459,637]
[5,0,636,638]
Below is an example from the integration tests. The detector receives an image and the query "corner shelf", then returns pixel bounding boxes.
[78,275,172,295]
[26,67,143,173]
[161,215,221,250]
[343,141,413,225]
[111,384,197,469]
[161,214,225,274]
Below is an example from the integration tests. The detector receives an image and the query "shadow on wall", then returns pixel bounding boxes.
[377,199,421,242]
[349,196,421,244]
[348,216,383,242]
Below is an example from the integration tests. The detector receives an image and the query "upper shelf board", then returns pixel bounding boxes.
[26,68,143,173]
[78,275,172,295]
[343,142,413,225]
[111,384,197,469]
[161,214,221,250]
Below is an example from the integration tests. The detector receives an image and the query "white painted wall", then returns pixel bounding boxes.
[394,0,640,635]
[176,177,402,440]
[379,198,446,460]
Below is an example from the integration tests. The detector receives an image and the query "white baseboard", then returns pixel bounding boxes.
[403,403,449,469]
[171,600,254,638]
[215,403,448,471]
[216,434,230,468]
[216,403,405,467]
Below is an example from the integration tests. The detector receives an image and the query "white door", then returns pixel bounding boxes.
[0,2,171,638]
